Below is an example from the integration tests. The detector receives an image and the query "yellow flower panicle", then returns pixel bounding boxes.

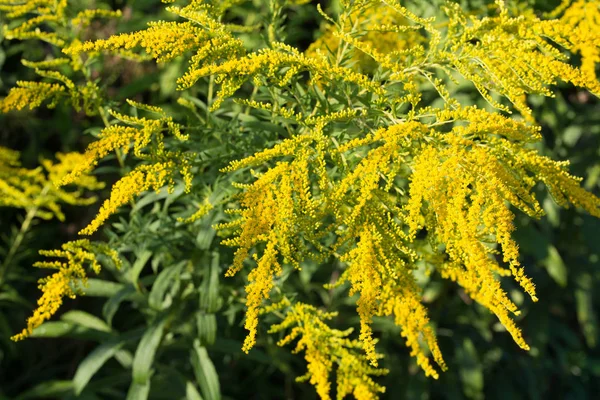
[0,0,63,19]
[0,0,120,114]
[269,301,387,400]
[79,161,180,235]
[306,2,423,73]
[216,133,328,351]
[440,0,600,118]
[340,225,446,376]
[327,119,447,374]
[65,21,219,62]
[4,0,600,398]
[242,240,282,353]
[552,0,600,84]
[216,163,300,350]
[404,108,600,350]
[60,102,187,187]
[0,147,104,220]
[314,0,599,119]
[222,102,599,389]
[178,200,213,224]
[51,102,194,236]
[63,2,246,83]
[59,126,137,188]
[179,44,385,110]
[0,82,65,113]
[11,240,120,341]
[1,0,66,46]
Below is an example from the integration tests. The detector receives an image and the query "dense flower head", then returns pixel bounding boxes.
[0,147,103,220]
[0,0,118,114]
[11,240,120,341]
[268,300,388,400]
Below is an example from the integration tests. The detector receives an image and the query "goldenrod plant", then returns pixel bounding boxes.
[0,147,103,288]
[0,0,599,398]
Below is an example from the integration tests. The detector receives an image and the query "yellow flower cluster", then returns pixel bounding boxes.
[220,104,600,387]
[79,160,189,235]
[59,101,188,187]
[326,120,447,376]
[306,1,423,73]
[438,0,600,118]
[178,201,213,224]
[556,0,600,83]
[63,3,246,88]
[44,101,194,236]
[0,82,65,113]
[4,0,600,397]
[0,147,104,220]
[180,43,385,109]
[403,107,600,350]
[310,0,599,119]
[65,21,222,63]
[216,160,311,350]
[0,0,114,114]
[268,300,387,400]
[1,0,67,46]
[215,126,336,352]
[339,225,446,377]
[11,240,120,341]
[64,0,384,109]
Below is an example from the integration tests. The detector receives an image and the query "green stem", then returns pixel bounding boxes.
[244,85,259,115]
[207,74,214,127]
[0,184,51,288]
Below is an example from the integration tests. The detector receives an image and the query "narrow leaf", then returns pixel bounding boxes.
[191,341,220,400]
[73,341,124,395]
[132,315,168,384]
[149,262,184,310]
[185,382,204,400]
[61,311,112,333]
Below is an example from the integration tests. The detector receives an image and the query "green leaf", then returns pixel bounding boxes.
[199,252,220,313]
[126,382,150,400]
[149,262,185,310]
[185,382,204,400]
[191,341,220,400]
[195,217,217,250]
[0,288,31,307]
[159,60,182,97]
[83,279,125,297]
[542,245,567,287]
[127,249,153,284]
[542,196,560,227]
[15,380,73,400]
[30,321,111,340]
[132,190,173,214]
[562,125,582,147]
[575,274,598,348]
[61,310,112,333]
[196,313,217,346]
[131,314,168,387]
[103,285,139,326]
[31,321,86,338]
[73,341,124,395]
